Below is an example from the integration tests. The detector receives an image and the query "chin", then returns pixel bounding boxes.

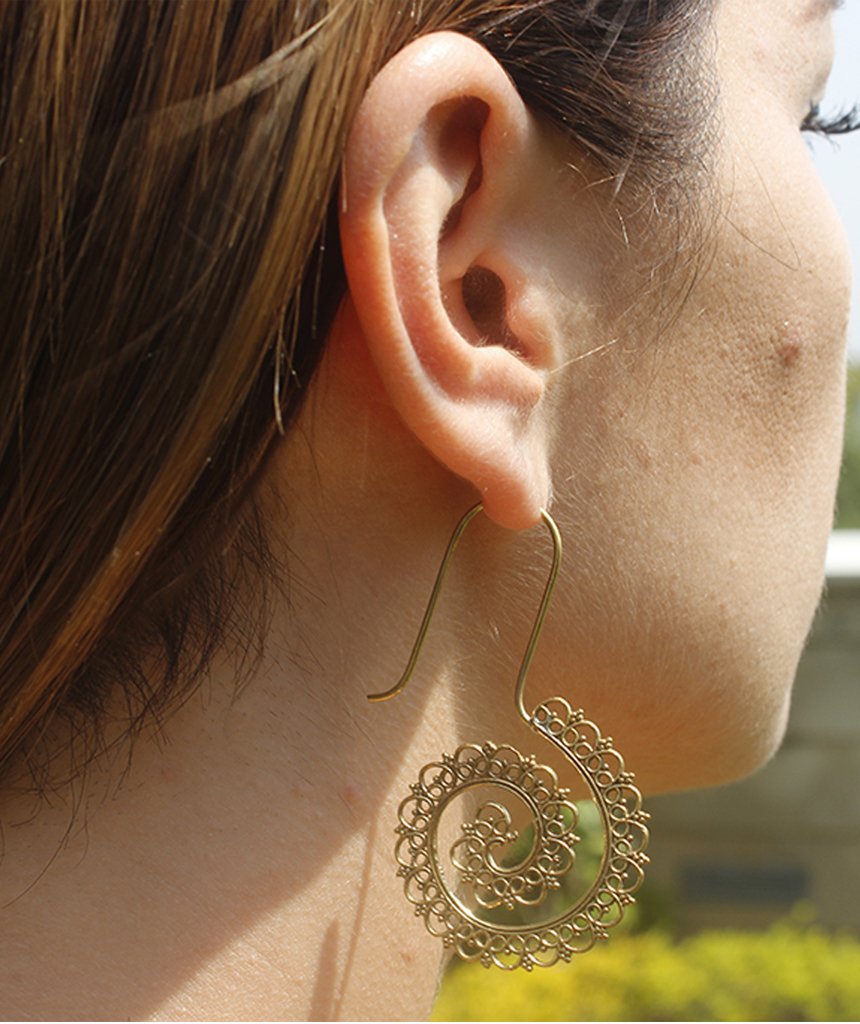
[688,697,792,792]
[652,563,825,795]
[623,653,798,797]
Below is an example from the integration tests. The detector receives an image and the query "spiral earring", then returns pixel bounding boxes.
[368,504,649,971]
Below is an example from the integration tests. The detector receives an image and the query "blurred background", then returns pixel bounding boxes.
[433,7,860,1020]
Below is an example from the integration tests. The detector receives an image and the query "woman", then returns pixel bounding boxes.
[0,0,854,1018]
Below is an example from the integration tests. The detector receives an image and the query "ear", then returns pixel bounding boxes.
[340,32,559,530]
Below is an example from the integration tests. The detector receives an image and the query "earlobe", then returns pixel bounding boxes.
[339,32,557,530]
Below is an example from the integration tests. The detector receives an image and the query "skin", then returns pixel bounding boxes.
[511,0,852,788]
[0,0,850,1019]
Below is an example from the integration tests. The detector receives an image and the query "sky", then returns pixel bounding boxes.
[809,4,860,360]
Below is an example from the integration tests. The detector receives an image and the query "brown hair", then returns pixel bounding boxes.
[0,0,711,785]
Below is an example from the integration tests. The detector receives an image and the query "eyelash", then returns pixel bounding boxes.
[801,102,860,136]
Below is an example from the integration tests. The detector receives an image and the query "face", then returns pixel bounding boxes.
[521,0,851,793]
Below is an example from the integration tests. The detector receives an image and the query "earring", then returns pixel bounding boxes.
[369,504,649,971]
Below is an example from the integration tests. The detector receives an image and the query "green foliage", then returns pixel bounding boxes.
[836,362,860,527]
[431,917,860,1022]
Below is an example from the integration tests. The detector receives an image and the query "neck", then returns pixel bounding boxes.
[0,349,476,1020]
[0,546,459,1019]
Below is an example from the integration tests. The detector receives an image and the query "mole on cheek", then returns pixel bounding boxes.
[774,320,802,368]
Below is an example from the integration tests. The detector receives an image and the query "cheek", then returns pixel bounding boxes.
[542,133,851,794]
[709,127,851,504]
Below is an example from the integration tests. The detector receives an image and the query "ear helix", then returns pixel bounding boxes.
[369,503,649,971]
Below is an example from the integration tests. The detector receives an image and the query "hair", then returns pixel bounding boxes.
[0,0,712,787]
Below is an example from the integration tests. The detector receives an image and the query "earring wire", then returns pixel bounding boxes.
[367,502,562,723]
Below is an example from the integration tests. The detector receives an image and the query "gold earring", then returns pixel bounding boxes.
[368,504,649,971]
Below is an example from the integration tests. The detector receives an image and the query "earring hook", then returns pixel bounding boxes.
[367,502,562,724]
